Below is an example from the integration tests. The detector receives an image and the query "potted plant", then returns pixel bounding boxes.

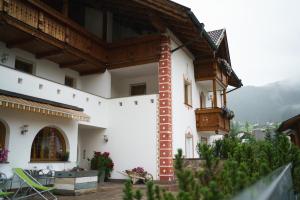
[125,167,153,184]
[0,148,8,163]
[90,152,114,182]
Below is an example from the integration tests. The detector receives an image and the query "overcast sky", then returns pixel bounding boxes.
[173,0,300,86]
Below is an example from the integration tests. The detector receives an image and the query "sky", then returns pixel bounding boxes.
[173,0,300,86]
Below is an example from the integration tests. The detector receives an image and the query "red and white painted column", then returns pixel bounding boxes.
[158,36,174,181]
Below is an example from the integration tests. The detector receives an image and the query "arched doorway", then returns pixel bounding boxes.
[0,121,6,149]
[30,127,67,161]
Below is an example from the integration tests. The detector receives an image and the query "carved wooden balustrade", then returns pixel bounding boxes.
[195,108,230,133]
[194,59,229,87]
[0,0,107,74]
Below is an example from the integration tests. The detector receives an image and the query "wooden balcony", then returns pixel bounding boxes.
[0,0,107,75]
[195,108,230,133]
[194,59,228,87]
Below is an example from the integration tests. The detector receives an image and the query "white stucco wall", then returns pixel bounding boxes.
[0,65,109,128]
[0,108,78,171]
[0,42,82,88]
[171,39,200,158]
[80,70,112,98]
[103,95,158,179]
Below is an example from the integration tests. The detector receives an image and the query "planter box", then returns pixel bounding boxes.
[54,170,98,196]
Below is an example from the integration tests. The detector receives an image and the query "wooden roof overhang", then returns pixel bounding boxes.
[0,0,218,75]
[88,0,216,58]
[278,114,300,132]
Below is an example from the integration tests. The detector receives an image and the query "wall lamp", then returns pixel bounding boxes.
[104,135,108,143]
[20,125,29,135]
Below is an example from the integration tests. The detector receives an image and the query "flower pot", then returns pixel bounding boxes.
[98,173,105,183]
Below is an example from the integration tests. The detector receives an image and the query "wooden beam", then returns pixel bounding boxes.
[148,13,166,33]
[6,38,34,48]
[0,0,3,11]
[102,10,107,41]
[80,68,106,76]
[213,79,217,108]
[60,60,86,68]
[223,89,227,107]
[36,50,63,59]
[131,0,188,21]
[62,0,69,17]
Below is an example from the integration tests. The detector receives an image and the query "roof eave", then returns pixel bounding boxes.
[185,10,218,51]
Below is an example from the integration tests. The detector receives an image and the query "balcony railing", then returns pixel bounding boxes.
[0,65,159,128]
[195,107,230,133]
[0,64,109,127]
[0,0,107,73]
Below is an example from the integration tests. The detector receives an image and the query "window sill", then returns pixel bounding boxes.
[0,162,9,164]
[29,161,71,163]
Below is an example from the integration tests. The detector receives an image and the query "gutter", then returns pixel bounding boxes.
[185,10,218,51]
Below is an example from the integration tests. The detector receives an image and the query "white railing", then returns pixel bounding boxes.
[0,65,158,128]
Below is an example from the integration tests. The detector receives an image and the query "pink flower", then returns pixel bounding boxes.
[0,148,9,162]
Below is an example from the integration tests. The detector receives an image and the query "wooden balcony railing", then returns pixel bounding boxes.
[0,0,107,72]
[195,108,230,133]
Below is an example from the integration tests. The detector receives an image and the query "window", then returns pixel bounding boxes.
[65,76,76,88]
[30,127,66,161]
[184,80,192,106]
[0,121,6,149]
[15,59,33,74]
[130,83,146,96]
[185,133,194,158]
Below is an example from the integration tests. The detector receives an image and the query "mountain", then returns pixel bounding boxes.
[228,79,300,123]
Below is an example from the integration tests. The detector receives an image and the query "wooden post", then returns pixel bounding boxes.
[102,10,107,41]
[223,89,227,107]
[3,0,9,13]
[0,0,3,12]
[213,79,217,108]
[62,0,69,17]
[297,123,300,148]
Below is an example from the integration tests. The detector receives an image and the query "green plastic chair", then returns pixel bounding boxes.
[0,172,13,200]
[0,190,13,199]
[12,168,57,200]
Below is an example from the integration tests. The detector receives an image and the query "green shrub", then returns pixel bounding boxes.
[123,132,300,200]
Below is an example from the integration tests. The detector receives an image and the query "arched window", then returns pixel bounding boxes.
[0,121,6,149]
[31,127,66,161]
[185,133,194,158]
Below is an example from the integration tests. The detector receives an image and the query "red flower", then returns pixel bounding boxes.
[103,152,110,158]
[94,151,101,156]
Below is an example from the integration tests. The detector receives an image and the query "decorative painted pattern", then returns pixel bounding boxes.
[158,36,174,181]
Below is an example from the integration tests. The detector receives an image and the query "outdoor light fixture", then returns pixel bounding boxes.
[103,135,108,143]
[0,53,9,63]
[20,125,29,135]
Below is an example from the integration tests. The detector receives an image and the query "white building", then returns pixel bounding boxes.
[0,0,242,181]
